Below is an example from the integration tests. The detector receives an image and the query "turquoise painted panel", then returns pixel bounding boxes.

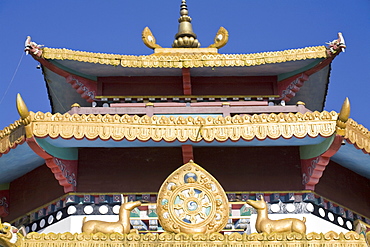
[300,134,335,159]
[36,138,78,160]
[277,59,323,81]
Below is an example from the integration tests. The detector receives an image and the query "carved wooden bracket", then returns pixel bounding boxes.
[182,145,194,164]
[66,75,97,103]
[45,158,77,193]
[278,53,340,103]
[301,135,343,190]
[278,73,309,102]
[0,189,9,217]
[26,137,77,193]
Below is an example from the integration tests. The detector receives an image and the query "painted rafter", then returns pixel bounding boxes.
[14,94,78,193]
[301,135,343,190]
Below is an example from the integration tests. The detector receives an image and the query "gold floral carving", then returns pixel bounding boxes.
[30,111,338,142]
[345,119,370,153]
[157,161,229,234]
[41,46,327,68]
[1,231,363,247]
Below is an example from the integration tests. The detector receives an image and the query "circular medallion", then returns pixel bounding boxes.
[157,161,229,234]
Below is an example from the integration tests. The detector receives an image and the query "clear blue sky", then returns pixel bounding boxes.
[0,0,369,130]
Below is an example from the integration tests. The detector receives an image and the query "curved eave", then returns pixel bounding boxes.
[0,143,44,183]
[40,46,328,77]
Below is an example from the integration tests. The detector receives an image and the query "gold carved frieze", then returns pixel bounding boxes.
[345,119,370,153]
[41,46,327,69]
[3,231,365,247]
[30,111,338,142]
[0,120,26,155]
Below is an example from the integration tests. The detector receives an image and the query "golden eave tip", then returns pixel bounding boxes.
[16,93,33,138]
[336,97,350,136]
[16,93,29,120]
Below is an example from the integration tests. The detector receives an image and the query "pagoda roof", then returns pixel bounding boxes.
[26,36,342,114]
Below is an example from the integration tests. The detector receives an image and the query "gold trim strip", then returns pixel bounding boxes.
[31,111,337,141]
[345,118,370,153]
[20,231,366,247]
[42,46,328,68]
[0,120,26,154]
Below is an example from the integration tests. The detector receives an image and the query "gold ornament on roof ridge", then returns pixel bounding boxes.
[142,27,162,49]
[208,27,229,49]
[157,161,229,234]
[172,0,200,48]
[16,93,33,138]
[336,97,350,136]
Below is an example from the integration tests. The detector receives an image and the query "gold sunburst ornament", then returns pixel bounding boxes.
[157,160,229,234]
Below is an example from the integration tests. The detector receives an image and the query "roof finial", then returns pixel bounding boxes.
[172,0,200,48]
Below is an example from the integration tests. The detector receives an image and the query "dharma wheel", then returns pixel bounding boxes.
[157,160,229,234]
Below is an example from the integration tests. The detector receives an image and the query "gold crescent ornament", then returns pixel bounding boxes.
[208,27,229,49]
[157,160,229,234]
[142,27,162,49]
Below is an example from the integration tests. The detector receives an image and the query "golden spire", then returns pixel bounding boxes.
[172,0,200,48]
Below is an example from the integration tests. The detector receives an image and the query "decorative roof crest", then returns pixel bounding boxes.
[142,0,229,51]
[172,0,200,48]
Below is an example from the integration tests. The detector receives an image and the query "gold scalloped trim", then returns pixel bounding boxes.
[345,119,370,153]
[0,120,26,154]
[31,111,337,142]
[41,46,327,68]
[17,231,366,247]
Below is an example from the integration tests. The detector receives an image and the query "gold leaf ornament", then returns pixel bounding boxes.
[157,161,229,234]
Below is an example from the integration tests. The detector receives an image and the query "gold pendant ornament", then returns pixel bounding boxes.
[157,160,229,234]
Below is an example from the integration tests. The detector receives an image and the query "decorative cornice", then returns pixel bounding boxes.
[0,120,26,156]
[41,46,327,68]
[345,119,370,154]
[14,231,367,247]
[2,112,370,154]
[30,111,337,142]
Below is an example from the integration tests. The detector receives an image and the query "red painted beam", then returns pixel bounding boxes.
[182,68,192,95]
[182,145,194,164]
